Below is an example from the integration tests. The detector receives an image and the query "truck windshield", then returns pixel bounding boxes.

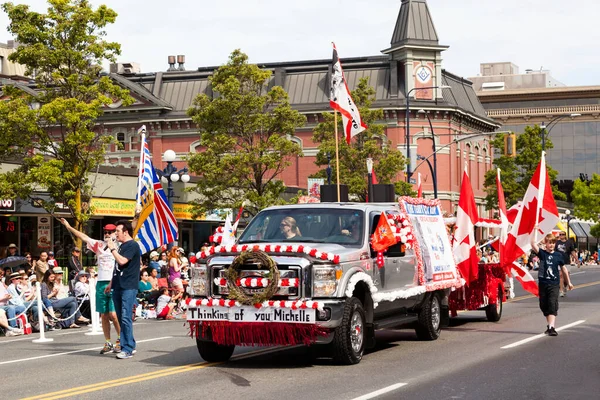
[238,208,365,246]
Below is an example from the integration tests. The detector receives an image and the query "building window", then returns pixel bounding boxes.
[116,132,126,150]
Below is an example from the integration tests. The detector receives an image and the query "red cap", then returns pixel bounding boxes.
[104,224,117,231]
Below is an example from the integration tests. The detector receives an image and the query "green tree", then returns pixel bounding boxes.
[571,173,600,220]
[186,49,306,217]
[483,125,566,210]
[0,0,133,240]
[311,77,411,201]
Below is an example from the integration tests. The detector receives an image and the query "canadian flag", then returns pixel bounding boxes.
[453,166,479,284]
[417,172,423,198]
[497,168,539,297]
[503,152,559,272]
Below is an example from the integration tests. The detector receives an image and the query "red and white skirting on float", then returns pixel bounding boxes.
[185,297,324,311]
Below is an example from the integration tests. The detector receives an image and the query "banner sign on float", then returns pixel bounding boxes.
[187,306,316,324]
[401,200,458,284]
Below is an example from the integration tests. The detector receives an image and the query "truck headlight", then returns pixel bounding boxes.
[189,264,207,296]
[313,266,339,297]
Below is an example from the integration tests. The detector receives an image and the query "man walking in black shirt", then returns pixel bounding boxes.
[107,220,142,360]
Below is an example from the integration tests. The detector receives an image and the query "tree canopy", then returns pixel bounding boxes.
[311,77,412,200]
[186,49,306,217]
[483,125,566,210]
[0,0,132,234]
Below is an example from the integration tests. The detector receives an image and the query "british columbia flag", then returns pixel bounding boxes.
[134,129,178,254]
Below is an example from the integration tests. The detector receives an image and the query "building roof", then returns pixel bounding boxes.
[390,0,439,47]
[125,55,495,126]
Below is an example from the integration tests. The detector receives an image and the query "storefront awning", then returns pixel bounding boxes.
[573,222,598,244]
[555,221,576,239]
[568,222,587,241]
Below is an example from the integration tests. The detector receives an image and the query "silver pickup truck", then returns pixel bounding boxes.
[188,202,451,365]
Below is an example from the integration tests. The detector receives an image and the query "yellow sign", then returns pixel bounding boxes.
[91,198,201,220]
[173,203,202,220]
[91,198,136,217]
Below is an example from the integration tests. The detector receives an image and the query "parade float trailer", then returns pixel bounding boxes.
[186,197,465,365]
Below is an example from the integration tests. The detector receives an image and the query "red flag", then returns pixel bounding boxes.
[371,212,397,252]
[329,43,367,144]
[372,169,378,184]
[417,172,423,198]
[503,153,559,268]
[498,169,539,297]
[453,166,479,284]
[496,168,508,269]
[511,262,539,297]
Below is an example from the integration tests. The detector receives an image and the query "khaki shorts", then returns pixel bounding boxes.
[96,281,115,314]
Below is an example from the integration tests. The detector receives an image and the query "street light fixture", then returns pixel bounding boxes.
[564,209,574,242]
[417,109,438,199]
[366,158,374,203]
[155,149,190,211]
[405,85,451,183]
[540,113,581,151]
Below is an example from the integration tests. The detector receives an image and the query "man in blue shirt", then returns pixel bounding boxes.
[107,220,142,359]
[531,232,573,337]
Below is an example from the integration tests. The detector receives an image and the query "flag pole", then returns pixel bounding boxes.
[136,125,147,209]
[334,111,341,202]
[534,151,546,243]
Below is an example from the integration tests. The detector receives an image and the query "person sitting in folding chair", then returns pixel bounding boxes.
[73,271,91,320]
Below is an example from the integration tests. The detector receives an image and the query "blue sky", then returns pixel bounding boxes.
[1,0,597,86]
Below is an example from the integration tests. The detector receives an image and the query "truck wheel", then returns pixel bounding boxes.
[332,297,366,365]
[485,285,503,322]
[196,339,235,362]
[415,293,441,340]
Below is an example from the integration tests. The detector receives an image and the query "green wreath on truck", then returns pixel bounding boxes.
[225,250,280,305]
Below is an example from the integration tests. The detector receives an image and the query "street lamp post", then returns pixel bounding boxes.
[405,85,451,183]
[155,149,190,214]
[540,113,581,151]
[565,209,574,243]
[416,155,436,198]
[366,158,374,203]
[417,109,437,199]
[326,153,332,185]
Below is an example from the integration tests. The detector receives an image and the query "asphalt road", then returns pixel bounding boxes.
[2,265,599,400]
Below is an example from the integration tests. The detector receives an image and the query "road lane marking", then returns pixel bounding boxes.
[501,320,586,349]
[19,345,293,400]
[570,272,585,276]
[0,336,172,365]
[351,383,408,400]
[19,362,214,400]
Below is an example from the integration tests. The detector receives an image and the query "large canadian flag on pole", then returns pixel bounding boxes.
[503,152,559,269]
[329,43,367,144]
[453,166,479,284]
[497,168,539,297]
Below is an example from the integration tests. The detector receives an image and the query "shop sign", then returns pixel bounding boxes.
[173,203,203,220]
[0,199,16,212]
[90,198,136,217]
[37,216,52,249]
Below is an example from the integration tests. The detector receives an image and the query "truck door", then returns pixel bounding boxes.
[369,210,420,312]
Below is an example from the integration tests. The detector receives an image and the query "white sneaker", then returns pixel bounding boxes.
[559,291,565,297]
[6,329,22,337]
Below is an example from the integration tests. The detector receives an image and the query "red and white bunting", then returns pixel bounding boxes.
[213,277,300,288]
[197,244,341,264]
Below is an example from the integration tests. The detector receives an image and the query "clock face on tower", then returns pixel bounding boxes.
[416,65,432,84]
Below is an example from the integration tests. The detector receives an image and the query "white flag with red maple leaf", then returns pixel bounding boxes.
[503,152,559,267]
